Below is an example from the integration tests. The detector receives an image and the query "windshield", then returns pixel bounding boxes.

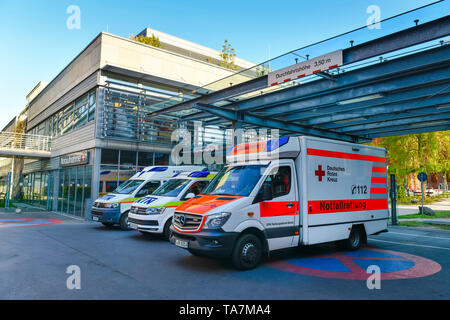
[112,179,144,195]
[203,165,268,197]
[152,179,190,197]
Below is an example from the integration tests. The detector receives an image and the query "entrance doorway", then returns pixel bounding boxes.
[58,165,92,218]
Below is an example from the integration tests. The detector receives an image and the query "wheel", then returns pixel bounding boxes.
[101,222,114,227]
[336,226,364,251]
[119,212,131,230]
[162,218,173,241]
[231,234,262,270]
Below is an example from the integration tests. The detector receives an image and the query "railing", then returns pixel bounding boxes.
[0,132,52,154]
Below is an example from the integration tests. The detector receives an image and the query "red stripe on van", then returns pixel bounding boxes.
[371,177,386,184]
[260,201,299,217]
[308,198,387,214]
[307,148,385,163]
[371,188,387,194]
[372,167,386,173]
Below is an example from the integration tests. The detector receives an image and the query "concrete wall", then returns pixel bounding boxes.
[99,33,252,92]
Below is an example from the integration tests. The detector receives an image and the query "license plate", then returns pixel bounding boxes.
[129,223,138,229]
[175,239,189,249]
[92,216,99,221]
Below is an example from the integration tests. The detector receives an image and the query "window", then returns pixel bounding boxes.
[261,166,292,198]
[154,153,169,165]
[203,165,268,197]
[88,91,96,122]
[101,149,119,165]
[138,152,154,167]
[137,180,161,196]
[113,179,144,195]
[182,181,209,200]
[153,179,190,197]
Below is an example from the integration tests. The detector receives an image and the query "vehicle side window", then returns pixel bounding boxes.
[262,166,291,198]
[181,181,209,200]
[138,181,160,196]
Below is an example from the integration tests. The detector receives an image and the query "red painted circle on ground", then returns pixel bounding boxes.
[0,218,63,228]
[268,248,441,280]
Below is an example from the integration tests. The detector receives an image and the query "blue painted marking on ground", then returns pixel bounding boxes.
[287,257,352,272]
[343,249,403,259]
[354,259,415,273]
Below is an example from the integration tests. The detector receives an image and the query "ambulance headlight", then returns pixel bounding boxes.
[108,203,120,209]
[206,212,231,229]
[146,207,165,215]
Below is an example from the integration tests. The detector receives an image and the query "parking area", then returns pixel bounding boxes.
[0,211,448,300]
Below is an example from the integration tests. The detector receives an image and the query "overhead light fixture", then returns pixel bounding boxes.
[337,93,385,105]
[411,120,447,127]
[436,103,450,110]
[334,117,367,124]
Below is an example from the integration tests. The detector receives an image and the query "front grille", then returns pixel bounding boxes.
[131,206,148,215]
[173,212,203,230]
[91,208,104,216]
[128,217,158,226]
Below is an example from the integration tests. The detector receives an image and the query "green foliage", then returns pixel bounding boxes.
[371,131,450,187]
[219,40,238,71]
[397,185,407,201]
[130,34,163,49]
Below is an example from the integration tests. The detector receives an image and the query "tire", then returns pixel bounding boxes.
[231,233,262,270]
[101,222,114,227]
[336,226,364,251]
[119,212,131,231]
[162,218,173,241]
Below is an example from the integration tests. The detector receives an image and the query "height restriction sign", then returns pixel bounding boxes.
[268,50,343,86]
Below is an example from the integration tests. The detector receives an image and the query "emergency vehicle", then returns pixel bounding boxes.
[91,166,204,230]
[170,136,389,270]
[128,169,216,240]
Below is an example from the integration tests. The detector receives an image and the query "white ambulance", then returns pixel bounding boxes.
[91,165,204,230]
[128,169,216,240]
[170,136,389,270]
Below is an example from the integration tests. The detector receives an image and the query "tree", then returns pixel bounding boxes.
[371,131,450,190]
[219,40,238,71]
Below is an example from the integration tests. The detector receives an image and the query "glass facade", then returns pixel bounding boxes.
[29,89,96,137]
[98,149,169,195]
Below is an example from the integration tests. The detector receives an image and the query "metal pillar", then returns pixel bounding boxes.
[390,174,397,225]
[89,148,102,221]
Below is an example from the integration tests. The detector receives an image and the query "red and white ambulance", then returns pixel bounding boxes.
[170,136,389,269]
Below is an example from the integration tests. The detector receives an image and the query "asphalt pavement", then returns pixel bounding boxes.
[0,211,448,300]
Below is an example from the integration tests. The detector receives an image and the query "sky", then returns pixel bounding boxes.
[0,0,446,130]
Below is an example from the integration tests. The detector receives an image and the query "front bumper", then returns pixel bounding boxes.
[91,207,121,224]
[170,227,239,258]
[128,214,162,233]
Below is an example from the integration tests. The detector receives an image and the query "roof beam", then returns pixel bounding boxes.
[237,45,450,114]
[286,82,450,123]
[365,122,450,137]
[194,103,363,142]
[341,111,450,133]
[149,15,450,117]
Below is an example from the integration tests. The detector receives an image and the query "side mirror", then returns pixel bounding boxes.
[184,192,196,200]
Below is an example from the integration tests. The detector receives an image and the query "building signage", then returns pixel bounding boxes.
[268,50,343,86]
[60,151,90,167]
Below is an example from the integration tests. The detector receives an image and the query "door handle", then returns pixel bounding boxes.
[286,202,295,208]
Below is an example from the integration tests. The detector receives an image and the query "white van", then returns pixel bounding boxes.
[170,136,389,269]
[91,165,204,229]
[128,169,216,240]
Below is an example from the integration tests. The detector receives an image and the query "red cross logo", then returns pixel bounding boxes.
[315,165,325,182]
